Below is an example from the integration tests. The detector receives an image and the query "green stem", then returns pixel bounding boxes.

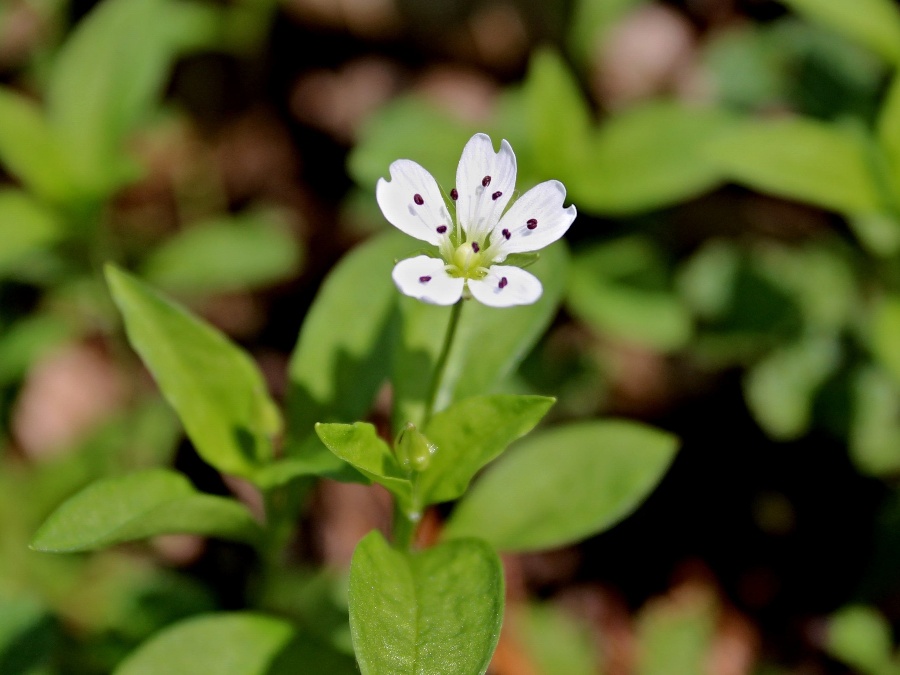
[422,300,463,426]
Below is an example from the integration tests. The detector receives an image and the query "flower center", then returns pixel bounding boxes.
[449,241,488,278]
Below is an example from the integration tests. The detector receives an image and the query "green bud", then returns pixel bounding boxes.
[395,422,437,473]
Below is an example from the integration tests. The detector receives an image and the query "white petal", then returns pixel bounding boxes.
[468,265,542,307]
[455,133,517,244]
[376,159,454,245]
[392,256,464,305]
[491,180,576,258]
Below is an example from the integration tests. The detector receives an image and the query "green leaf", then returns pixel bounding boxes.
[870,296,900,385]
[141,212,301,295]
[314,423,410,504]
[393,241,568,428]
[825,605,895,675]
[286,231,417,454]
[349,98,475,191]
[348,531,503,675]
[445,420,678,552]
[0,88,76,203]
[636,592,717,675]
[518,603,600,675]
[704,118,881,215]
[31,469,262,552]
[743,334,839,440]
[878,74,900,199]
[849,367,900,476]
[521,49,593,181]
[570,102,733,215]
[567,237,692,351]
[46,0,179,194]
[0,189,64,273]
[0,593,56,675]
[115,613,294,675]
[418,394,555,505]
[106,265,280,479]
[780,0,900,66]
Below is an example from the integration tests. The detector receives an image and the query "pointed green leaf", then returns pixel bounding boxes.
[826,605,895,675]
[31,469,262,552]
[287,231,417,455]
[141,212,302,295]
[315,422,410,502]
[567,237,692,351]
[0,189,64,273]
[393,241,568,428]
[106,265,280,479]
[419,394,555,505]
[0,88,76,203]
[47,0,181,193]
[743,334,840,440]
[349,531,503,675]
[570,102,733,215]
[115,613,294,675]
[445,421,678,551]
[705,118,881,215]
[780,0,900,66]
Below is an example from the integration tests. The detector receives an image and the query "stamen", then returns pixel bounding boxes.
[419,276,431,283]
[502,229,511,240]
[482,176,491,187]
[437,225,447,234]
[527,218,538,230]
[472,242,480,253]
[414,194,424,205]
[450,188,458,200]
[499,277,508,289]
[492,191,502,200]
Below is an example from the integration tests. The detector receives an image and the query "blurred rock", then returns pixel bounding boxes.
[283,0,400,38]
[13,340,125,459]
[593,4,697,109]
[0,2,45,69]
[290,57,401,143]
[311,480,392,568]
[416,64,498,124]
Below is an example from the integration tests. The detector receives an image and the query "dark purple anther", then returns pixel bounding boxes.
[502,229,511,240]
[499,277,508,289]
[419,276,431,283]
[414,194,424,205]
[526,218,538,230]
[472,242,480,253]
[482,176,491,187]
[492,191,502,200]
[437,225,447,234]
[450,188,458,200]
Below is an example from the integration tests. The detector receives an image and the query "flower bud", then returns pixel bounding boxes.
[395,422,437,473]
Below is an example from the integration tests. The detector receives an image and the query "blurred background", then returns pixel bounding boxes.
[3,0,900,673]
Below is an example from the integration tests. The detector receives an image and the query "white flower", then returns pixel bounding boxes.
[376,133,577,307]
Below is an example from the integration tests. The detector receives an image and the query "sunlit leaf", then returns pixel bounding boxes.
[0,189,64,273]
[704,117,880,215]
[115,613,294,675]
[31,469,262,552]
[419,394,555,505]
[779,0,900,66]
[445,420,678,551]
[570,102,733,215]
[141,212,302,294]
[106,265,280,479]
[0,88,75,203]
[348,531,503,675]
[825,605,895,675]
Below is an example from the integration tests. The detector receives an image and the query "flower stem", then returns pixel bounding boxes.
[422,300,463,426]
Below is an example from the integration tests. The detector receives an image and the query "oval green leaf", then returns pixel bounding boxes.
[704,118,881,215]
[419,394,555,505]
[115,613,294,675]
[445,420,679,551]
[106,265,280,478]
[349,531,503,675]
[0,189,64,273]
[31,469,261,552]
[141,213,301,295]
